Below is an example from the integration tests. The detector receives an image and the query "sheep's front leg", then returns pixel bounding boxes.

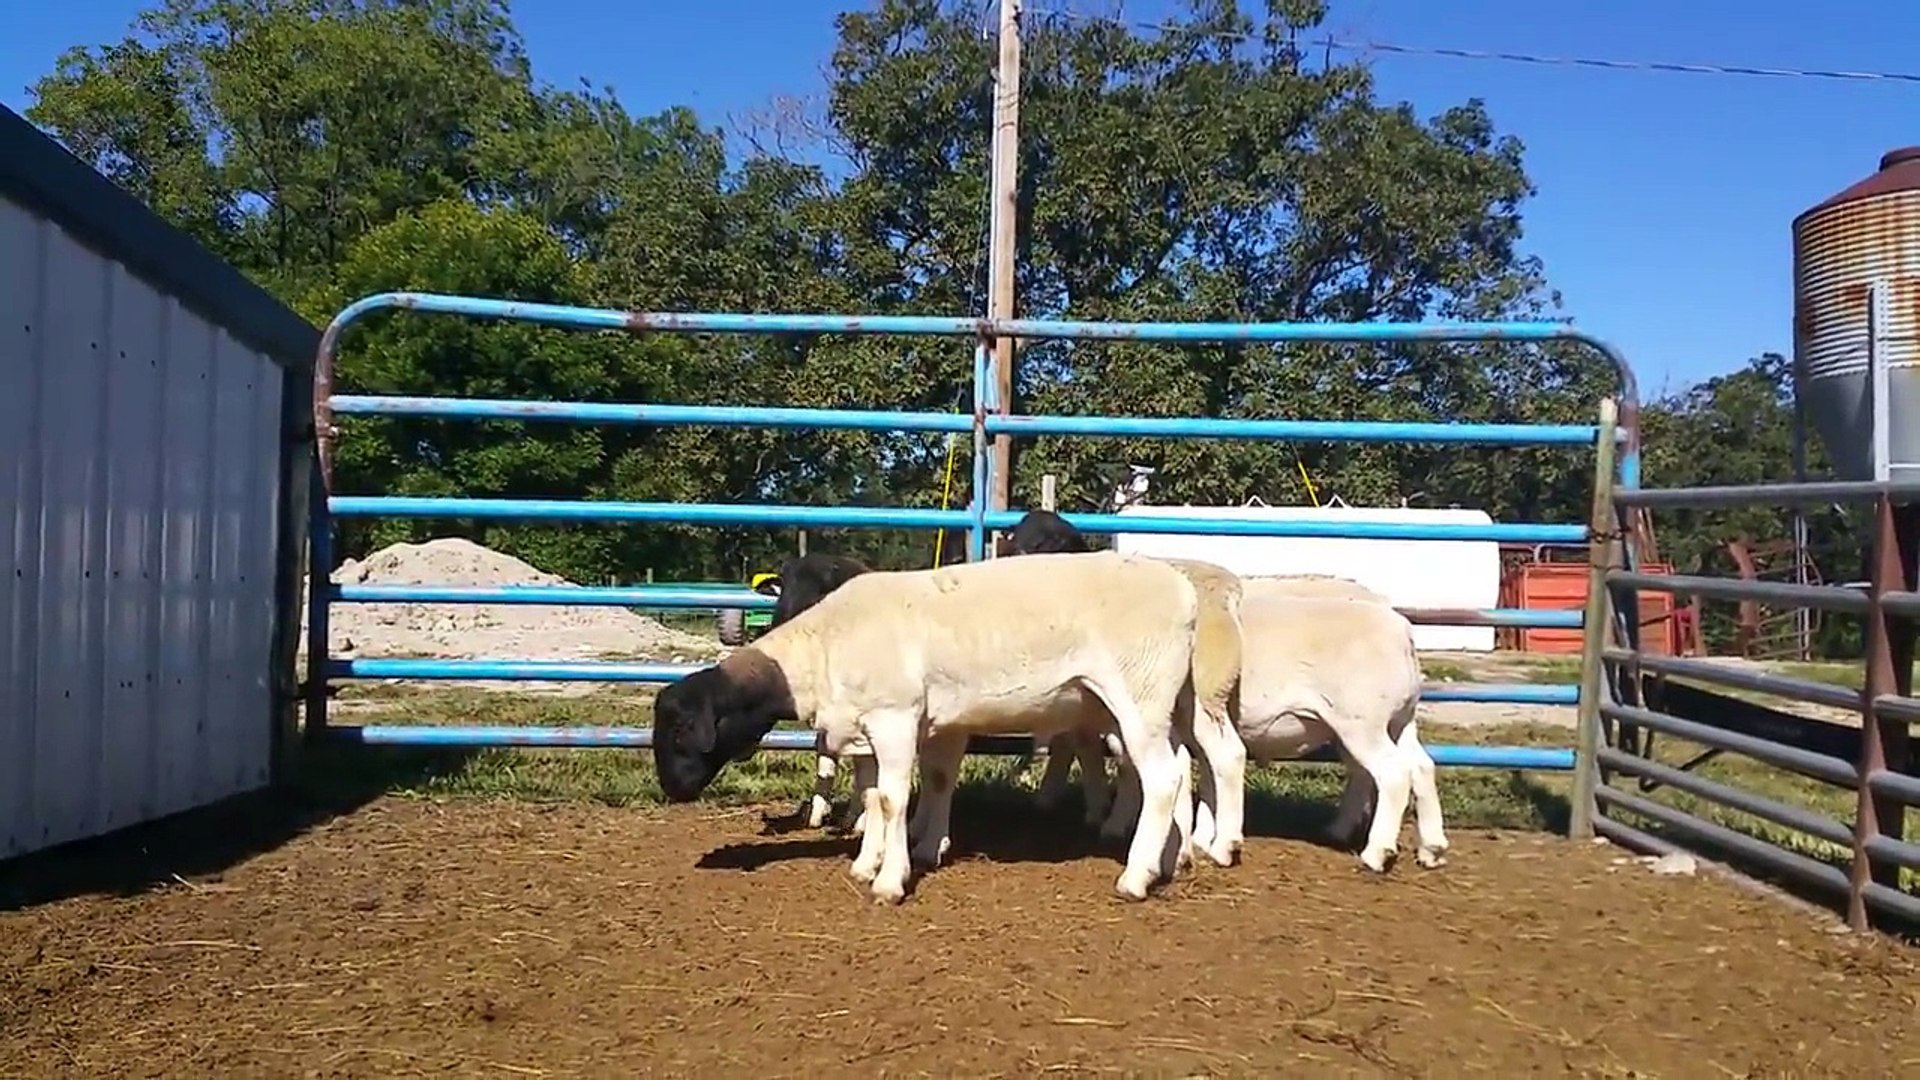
[842,754,878,837]
[806,742,837,829]
[862,712,921,905]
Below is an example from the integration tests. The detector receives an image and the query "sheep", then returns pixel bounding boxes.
[1103,579,1450,872]
[1006,516,1446,870]
[755,552,1113,834]
[995,512,1251,867]
[748,553,883,831]
[1235,575,1446,866]
[651,550,1203,904]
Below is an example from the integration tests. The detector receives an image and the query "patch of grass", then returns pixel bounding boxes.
[1598,723,1918,895]
[1771,661,1867,691]
[294,687,1571,834]
[1420,659,1477,683]
[1512,656,1584,685]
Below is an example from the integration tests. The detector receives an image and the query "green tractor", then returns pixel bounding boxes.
[716,571,783,646]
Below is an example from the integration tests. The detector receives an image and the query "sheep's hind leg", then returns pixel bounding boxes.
[1339,725,1414,874]
[841,754,877,836]
[1072,730,1111,826]
[1183,699,1247,867]
[1397,718,1449,868]
[1328,744,1374,850]
[1101,749,1141,842]
[908,731,968,870]
[1032,733,1077,810]
[1085,682,1185,900]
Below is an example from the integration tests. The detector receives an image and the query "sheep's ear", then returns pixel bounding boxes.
[682,708,717,754]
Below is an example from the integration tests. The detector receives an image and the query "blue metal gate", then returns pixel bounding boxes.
[304,292,1639,778]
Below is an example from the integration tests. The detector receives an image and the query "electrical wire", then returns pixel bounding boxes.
[1036,6,1920,85]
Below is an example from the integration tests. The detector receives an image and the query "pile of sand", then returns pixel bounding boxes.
[299,537,725,663]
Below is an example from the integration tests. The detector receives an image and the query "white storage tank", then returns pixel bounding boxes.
[1109,503,1501,652]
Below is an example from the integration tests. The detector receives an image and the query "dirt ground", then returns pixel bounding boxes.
[4,796,1917,1079]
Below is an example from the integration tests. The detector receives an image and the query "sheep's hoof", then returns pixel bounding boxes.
[849,856,880,884]
[1359,845,1398,874]
[1113,869,1154,901]
[870,878,908,905]
[909,835,950,871]
[1416,844,1449,869]
[805,796,831,830]
[1202,840,1240,868]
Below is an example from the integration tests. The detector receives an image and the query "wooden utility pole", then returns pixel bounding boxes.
[986,0,1022,520]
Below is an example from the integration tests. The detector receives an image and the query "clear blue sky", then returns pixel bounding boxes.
[4,0,1915,396]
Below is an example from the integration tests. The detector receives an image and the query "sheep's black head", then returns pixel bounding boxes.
[1000,509,1089,556]
[769,554,872,627]
[651,654,795,802]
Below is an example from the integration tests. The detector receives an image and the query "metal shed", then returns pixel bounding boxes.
[0,104,316,859]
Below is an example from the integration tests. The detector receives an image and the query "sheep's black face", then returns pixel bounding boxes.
[652,679,716,802]
[1005,509,1089,556]
[651,659,794,802]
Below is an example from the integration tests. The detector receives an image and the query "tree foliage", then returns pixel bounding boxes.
[23,0,1835,646]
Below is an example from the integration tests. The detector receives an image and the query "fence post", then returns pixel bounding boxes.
[1570,397,1620,840]
[302,462,333,740]
[1853,493,1915,929]
[1041,473,1056,512]
[969,339,991,561]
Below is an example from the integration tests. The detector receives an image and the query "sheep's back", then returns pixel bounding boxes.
[774,551,1201,720]
[1237,591,1419,725]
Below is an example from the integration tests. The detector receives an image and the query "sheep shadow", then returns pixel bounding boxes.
[694,777,1115,875]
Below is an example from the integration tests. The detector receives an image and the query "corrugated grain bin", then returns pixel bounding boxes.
[0,106,315,860]
[1793,147,1920,480]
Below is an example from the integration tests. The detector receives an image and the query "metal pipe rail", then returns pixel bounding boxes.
[307,291,1642,777]
[1593,487,1919,932]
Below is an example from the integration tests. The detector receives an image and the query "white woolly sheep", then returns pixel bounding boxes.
[1104,576,1449,873]
[759,553,1111,838]
[650,550,1203,904]
[1020,555,1251,868]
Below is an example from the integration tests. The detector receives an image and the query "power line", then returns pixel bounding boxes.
[1038,7,1920,85]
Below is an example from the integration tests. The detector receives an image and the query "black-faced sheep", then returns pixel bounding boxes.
[651,551,1203,904]
[1011,520,1448,872]
[995,513,1251,867]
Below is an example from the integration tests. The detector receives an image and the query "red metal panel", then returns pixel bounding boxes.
[1510,561,1677,655]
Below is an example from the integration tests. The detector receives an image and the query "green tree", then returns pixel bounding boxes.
[29,0,540,297]
[23,0,1657,589]
[307,198,644,583]
[817,0,1616,527]
[1639,352,1852,655]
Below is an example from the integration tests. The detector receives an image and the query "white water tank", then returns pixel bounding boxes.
[1110,503,1501,651]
